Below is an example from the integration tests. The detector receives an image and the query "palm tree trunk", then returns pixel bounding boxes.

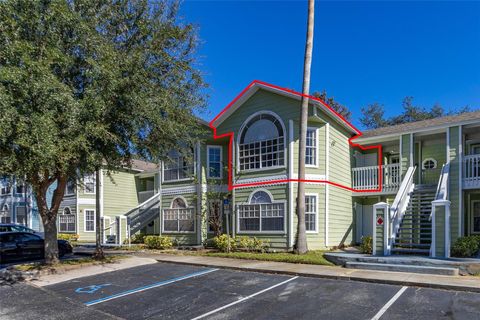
[93,168,105,260]
[295,0,315,254]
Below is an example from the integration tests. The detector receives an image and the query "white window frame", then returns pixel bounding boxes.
[305,127,319,167]
[207,145,223,179]
[471,200,480,235]
[84,209,95,232]
[162,197,196,233]
[422,158,437,170]
[305,193,319,233]
[236,111,287,173]
[1,177,11,195]
[83,174,96,194]
[237,189,286,234]
[65,179,76,196]
[15,179,25,195]
[162,152,195,183]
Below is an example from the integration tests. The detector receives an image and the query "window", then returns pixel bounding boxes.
[422,158,437,170]
[305,128,317,166]
[305,195,317,232]
[15,206,27,225]
[238,190,285,232]
[163,151,194,182]
[1,176,11,195]
[65,179,76,195]
[84,209,95,232]
[59,207,76,233]
[0,204,10,223]
[84,174,96,194]
[473,201,480,234]
[239,113,285,171]
[470,143,480,155]
[15,179,25,194]
[207,146,222,179]
[163,197,195,232]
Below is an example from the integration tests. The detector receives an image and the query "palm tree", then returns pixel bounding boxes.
[295,0,315,254]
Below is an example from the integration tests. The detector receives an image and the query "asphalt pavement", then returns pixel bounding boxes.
[37,262,480,320]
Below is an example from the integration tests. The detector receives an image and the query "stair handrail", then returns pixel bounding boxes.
[124,192,161,217]
[433,163,449,202]
[389,166,417,251]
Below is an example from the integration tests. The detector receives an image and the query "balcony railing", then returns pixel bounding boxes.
[464,154,480,189]
[138,190,155,203]
[352,163,400,192]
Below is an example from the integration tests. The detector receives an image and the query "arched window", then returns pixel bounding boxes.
[239,113,285,171]
[238,189,285,232]
[422,158,437,170]
[163,197,194,232]
[171,197,187,208]
[1,204,9,214]
[63,207,72,215]
[249,190,272,204]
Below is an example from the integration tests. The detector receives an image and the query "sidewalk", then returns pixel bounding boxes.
[146,253,480,293]
[31,256,157,287]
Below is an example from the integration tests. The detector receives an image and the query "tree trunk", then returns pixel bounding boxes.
[93,168,105,260]
[295,0,315,254]
[34,173,67,265]
[43,215,59,264]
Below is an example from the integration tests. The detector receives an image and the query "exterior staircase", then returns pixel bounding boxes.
[125,193,161,235]
[392,186,436,255]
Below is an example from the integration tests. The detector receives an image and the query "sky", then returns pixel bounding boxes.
[180,1,480,129]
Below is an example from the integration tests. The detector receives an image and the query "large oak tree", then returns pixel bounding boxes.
[0,0,206,264]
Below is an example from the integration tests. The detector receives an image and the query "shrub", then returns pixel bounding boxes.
[212,234,236,252]
[130,233,146,244]
[57,233,79,242]
[360,235,373,254]
[451,236,480,257]
[236,236,269,252]
[144,236,173,250]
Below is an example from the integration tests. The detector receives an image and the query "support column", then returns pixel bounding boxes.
[373,202,390,256]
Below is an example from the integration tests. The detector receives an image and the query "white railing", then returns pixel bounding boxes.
[389,166,416,254]
[463,154,480,189]
[430,163,451,258]
[138,190,155,203]
[352,164,400,192]
[58,214,76,233]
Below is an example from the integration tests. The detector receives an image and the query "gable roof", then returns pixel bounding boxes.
[361,110,480,139]
[210,80,359,135]
[129,159,159,172]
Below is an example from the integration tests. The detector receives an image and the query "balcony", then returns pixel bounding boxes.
[138,190,155,203]
[352,163,400,193]
[464,154,480,189]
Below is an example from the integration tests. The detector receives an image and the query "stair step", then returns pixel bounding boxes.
[391,248,431,255]
[393,242,431,248]
[345,262,459,276]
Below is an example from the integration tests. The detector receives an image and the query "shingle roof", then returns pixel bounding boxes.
[361,110,480,138]
[129,159,159,172]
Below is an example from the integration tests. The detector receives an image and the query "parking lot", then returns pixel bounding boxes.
[43,262,480,320]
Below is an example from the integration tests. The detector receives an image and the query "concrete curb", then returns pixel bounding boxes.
[149,254,480,293]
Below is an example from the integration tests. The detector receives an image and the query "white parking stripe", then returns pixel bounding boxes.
[191,276,299,320]
[371,286,408,320]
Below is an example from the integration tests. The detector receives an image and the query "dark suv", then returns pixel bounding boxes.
[0,232,73,263]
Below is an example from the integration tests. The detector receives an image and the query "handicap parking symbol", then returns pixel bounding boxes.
[75,283,111,294]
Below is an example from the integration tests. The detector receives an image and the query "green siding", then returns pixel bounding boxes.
[448,126,461,241]
[103,170,139,217]
[401,134,411,177]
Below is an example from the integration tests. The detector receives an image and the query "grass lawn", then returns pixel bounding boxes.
[198,250,333,266]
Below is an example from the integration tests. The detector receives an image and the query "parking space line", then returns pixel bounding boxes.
[191,276,299,320]
[84,268,219,306]
[370,286,408,320]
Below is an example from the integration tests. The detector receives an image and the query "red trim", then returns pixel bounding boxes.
[209,80,383,192]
